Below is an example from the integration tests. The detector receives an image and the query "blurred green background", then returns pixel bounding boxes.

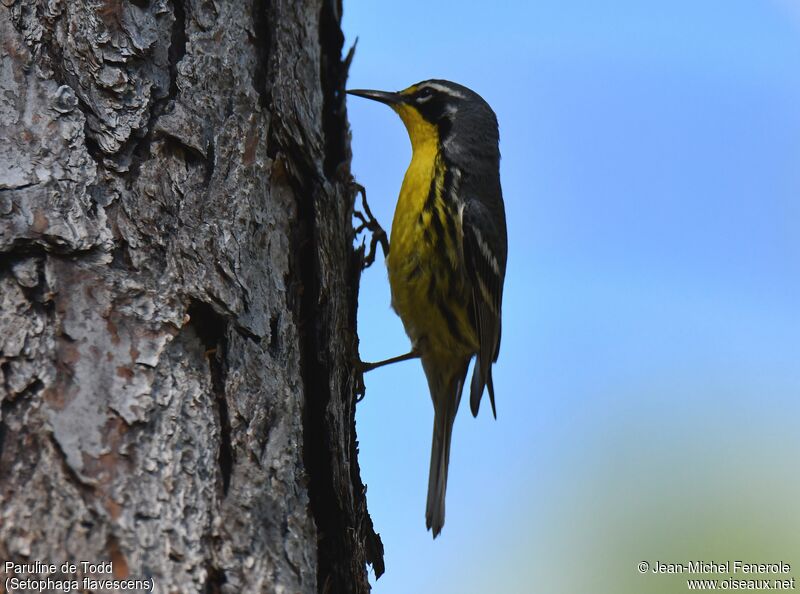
[345,1,800,592]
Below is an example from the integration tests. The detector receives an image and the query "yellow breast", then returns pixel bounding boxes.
[386,104,476,357]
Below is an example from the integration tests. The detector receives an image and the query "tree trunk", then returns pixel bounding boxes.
[0,0,382,592]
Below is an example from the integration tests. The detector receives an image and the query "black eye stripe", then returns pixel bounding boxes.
[415,87,434,102]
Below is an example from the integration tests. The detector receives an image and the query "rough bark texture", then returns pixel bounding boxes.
[0,0,382,592]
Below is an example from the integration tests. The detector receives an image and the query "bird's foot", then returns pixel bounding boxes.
[350,181,389,269]
[352,351,419,403]
[354,365,367,402]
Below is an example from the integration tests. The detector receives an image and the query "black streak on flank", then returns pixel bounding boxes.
[406,264,422,282]
[427,270,437,303]
[443,204,458,253]
[429,204,446,251]
[187,300,233,496]
[423,169,438,213]
[438,294,465,345]
[441,165,455,208]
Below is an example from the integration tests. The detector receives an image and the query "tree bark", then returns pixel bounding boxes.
[0,0,382,592]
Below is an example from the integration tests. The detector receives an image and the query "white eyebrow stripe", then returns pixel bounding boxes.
[423,82,466,99]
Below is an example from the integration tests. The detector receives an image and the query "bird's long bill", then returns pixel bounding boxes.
[346,89,403,105]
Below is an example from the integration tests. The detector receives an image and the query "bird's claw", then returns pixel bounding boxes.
[350,181,389,270]
[353,350,420,405]
[352,356,368,402]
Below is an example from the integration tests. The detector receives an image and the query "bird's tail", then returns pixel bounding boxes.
[423,357,469,538]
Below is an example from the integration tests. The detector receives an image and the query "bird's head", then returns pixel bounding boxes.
[347,79,498,158]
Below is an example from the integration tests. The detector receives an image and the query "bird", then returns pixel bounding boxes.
[348,80,507,537]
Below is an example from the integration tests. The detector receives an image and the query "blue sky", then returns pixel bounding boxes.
[344,2,800,592]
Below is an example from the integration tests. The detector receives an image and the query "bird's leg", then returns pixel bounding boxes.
[353,350,419,403]
[360,350,419,372]
[346,177,404,402]
[351,181,389,269]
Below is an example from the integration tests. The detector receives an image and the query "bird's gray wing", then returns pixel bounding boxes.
[460,198,505,418]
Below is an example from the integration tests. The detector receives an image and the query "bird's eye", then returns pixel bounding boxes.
[416,88,434,103]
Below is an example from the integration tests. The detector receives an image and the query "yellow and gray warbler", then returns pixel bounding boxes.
[349,80,507,537]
